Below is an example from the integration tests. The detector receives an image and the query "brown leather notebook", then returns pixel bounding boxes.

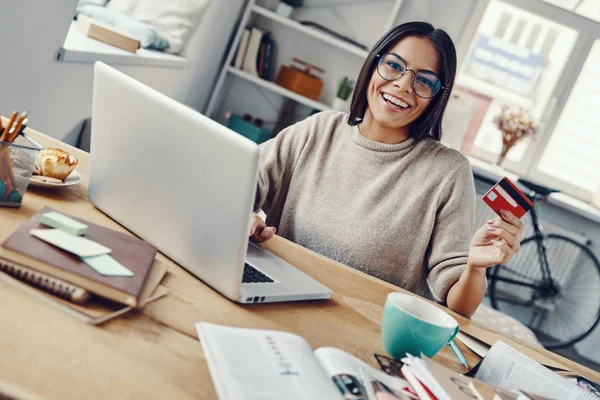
[0,207,157,307]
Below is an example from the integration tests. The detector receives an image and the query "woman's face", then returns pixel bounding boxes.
[366,36,440,131]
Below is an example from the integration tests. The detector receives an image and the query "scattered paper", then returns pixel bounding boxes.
[474,342,596,400]
[456,331,490,358]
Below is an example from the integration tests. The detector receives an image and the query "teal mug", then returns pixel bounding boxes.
[382,292,459,359]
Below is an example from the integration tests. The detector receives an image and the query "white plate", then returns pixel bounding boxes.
[28,170,81,189]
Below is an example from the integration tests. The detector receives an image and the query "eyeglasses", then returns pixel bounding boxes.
[376,53,443,99]
[374,353,404,378]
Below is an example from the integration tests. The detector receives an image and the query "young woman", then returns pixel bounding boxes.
[249,22,523,317]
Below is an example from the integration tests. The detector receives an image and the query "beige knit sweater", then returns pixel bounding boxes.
[254,111,476,302]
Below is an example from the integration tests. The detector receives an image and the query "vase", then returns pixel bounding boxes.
[331,97,349,112]
[496,146,510,167]
[496,135,519,167]
[275,2,294,18]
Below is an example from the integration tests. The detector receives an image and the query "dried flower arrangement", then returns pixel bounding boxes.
[493,106,538,166]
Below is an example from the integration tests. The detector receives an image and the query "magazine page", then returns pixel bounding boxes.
[195,323,342,400]
[314,347,418,400]
[474,341,596,400]
[456,331,490,358]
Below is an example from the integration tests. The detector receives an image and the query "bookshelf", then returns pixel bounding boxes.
[251,5,369,59]
[206,0,404,128]
[228,67,330,111]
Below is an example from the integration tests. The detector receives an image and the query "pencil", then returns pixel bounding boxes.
[8,111,28,142]
[448,340,469,371]
[1,111,17,142]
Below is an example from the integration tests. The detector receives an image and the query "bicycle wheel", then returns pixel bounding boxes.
[489,233,600,349]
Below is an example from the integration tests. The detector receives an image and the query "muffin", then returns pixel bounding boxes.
[34,148,78,181]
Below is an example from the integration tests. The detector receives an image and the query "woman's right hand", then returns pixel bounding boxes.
[249,214,276,243]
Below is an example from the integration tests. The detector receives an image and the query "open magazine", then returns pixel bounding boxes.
[473,342,597,400]
[196,322,418,400]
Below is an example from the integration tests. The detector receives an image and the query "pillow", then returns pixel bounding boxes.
[102,0,136,16]
[77,0,108,6]
[106,0,211,54]
[76,5,170,50]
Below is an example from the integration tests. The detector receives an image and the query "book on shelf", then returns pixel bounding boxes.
[242,27,265,77]
[76,14,140,53]
[196,323,597,400]
[0,207,158,307]
[234,28,251,69]
[260,34,276,81]
[257,32,268,79]
[236,27,276,80]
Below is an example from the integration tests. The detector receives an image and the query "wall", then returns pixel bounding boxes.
[392,0,477,42]
[0,0,244,142]
[216,0,479,133]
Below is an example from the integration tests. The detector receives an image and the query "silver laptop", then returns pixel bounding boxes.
[88,62,331,303]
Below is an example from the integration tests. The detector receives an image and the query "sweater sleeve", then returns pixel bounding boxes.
[253,116,313,216]
[426,161,476,303]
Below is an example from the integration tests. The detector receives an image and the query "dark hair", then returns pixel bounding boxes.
[348,22,457,141]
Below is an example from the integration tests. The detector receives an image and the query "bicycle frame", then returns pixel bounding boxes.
[529,205,553,283]
[491,201,554,290]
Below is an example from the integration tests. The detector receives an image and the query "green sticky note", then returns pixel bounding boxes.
[41,212,88,235]
[30,229,111,258]
[81,254,133,277]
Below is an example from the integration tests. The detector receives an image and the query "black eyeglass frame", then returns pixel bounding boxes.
[375,53,445,99]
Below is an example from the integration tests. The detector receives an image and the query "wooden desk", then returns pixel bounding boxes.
[1,129,598,399]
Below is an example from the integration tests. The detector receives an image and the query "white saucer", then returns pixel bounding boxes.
[28,170,81,189]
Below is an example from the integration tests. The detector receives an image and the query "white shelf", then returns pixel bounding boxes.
[251,5,369,59]
[228,67,331,111]
[469,156,600,224]
[59,22,188,68]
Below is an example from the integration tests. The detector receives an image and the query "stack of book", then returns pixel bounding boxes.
[233,27,276,81]
[0,207,168,324]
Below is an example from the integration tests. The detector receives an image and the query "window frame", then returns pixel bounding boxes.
[456,0,600,202]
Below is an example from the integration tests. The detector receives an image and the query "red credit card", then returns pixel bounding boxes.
[482,177,533,219]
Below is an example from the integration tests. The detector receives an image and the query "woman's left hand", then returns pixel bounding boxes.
[468,210,524,269]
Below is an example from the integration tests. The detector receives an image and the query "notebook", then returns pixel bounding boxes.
[0,257,91,303]
[0,258,168,325]
[0,207,157,307]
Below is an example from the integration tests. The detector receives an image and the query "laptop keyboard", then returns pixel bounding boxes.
[242,263,274,283]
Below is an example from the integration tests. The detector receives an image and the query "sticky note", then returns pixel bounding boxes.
[40,212,88,235]
[82,254,133,277]
[30,229,111,258]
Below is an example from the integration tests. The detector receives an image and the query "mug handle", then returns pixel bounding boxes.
[449,324,460,343]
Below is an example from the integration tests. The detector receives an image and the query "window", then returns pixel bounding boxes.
[535,39,600,195]
[455,0,600,202]
[542,0,600,23]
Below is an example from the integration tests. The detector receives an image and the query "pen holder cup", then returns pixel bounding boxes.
[0,135,42,208]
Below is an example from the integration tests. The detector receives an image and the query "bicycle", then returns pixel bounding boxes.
[479,176,600,349]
